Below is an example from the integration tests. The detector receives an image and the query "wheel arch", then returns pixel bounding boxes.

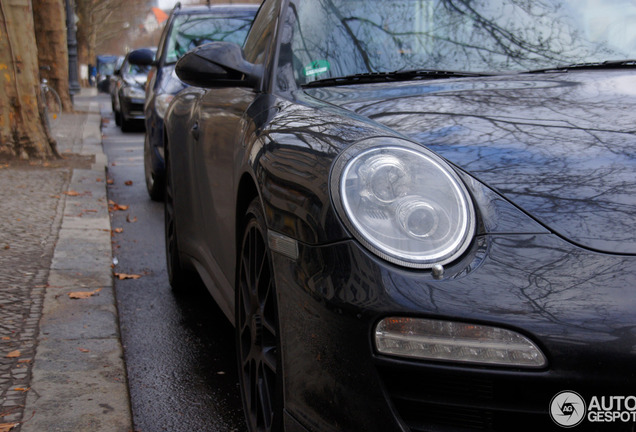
[235,172,260,254]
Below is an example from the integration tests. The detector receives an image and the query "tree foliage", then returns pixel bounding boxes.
[75,0,156,64]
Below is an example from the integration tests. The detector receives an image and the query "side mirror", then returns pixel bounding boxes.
[128,48,155,67]
[175,42,261,88]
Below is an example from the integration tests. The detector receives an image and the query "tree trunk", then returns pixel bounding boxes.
[33,0,73,112]
[0,0,58,159]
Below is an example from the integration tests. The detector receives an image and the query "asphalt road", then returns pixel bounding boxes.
[99,95,247,432]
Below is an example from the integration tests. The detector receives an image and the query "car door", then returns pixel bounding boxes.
[191,0,282,308]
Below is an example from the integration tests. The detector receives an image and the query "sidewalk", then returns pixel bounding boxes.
[0,89,132,432]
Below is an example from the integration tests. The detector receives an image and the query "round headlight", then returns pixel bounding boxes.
[331,138,475,268]
[155,93,174,119]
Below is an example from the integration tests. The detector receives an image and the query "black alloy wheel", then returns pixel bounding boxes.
[144,134,164,201]
[237,199,283,432]
[164,141,194,291]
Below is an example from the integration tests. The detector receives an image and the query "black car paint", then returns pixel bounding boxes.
[306,73,636,254]
[164,0,636,430]
[167,70,636,431]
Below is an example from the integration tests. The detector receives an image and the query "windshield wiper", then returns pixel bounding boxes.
[524,59,636,74]
[302,69,491,88]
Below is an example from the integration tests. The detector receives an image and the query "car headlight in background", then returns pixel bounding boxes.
[155,94,175,119]
[331,138,475,269]
[375,317,547,368]
[122,85,145,99]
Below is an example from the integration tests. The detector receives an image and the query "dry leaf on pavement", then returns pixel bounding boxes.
[114,273,142,280]
[68,288,102,299]
[5,350,20,358]
[108,201,129,211]
[0,422,18,432]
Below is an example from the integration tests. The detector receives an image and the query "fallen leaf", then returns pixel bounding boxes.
[0,422,18,432]
[2,336,10,341]
[78,348,90,353]
[109,203,129,211]
[12,387,29,392]
[107,179,114,185]
[113,228,124,234]
[114,273,142,280]
[96,178,103,182]
[125,180,133,186]
[68,288,102,299]
[126,215,137,223]
[64,190,80,196]
[5,350,20,358]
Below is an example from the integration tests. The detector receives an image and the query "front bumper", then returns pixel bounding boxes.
[273,233,636,432]
[121,96,146,120]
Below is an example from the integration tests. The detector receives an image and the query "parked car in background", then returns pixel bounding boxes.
[164,0,636,431]
[108,55,125,98]
[143,3,258,200]
[111,47,156,132]
[96,54,120,93]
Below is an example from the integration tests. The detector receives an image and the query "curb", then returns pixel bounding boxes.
[20,96,132,432]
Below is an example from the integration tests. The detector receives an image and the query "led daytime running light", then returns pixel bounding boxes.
[375,317,547,368]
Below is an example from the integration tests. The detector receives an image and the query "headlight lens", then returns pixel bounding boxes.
[331,138,474,268]
[122,85,145,99]
[155,93,174,119]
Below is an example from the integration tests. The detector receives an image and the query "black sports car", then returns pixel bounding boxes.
[163,1,636,431]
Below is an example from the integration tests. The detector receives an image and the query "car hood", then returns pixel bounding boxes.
[304,71,636,254]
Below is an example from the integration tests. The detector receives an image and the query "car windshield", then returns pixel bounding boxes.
[165,13,255,64]
[288,0,636,85]
[123,62,151,76]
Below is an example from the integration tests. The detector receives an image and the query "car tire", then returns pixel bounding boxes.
[120,115,133,132]
[144,134,164,201]
[119,96,134,132]
[236,198,284,432]
[164,141,196,291]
